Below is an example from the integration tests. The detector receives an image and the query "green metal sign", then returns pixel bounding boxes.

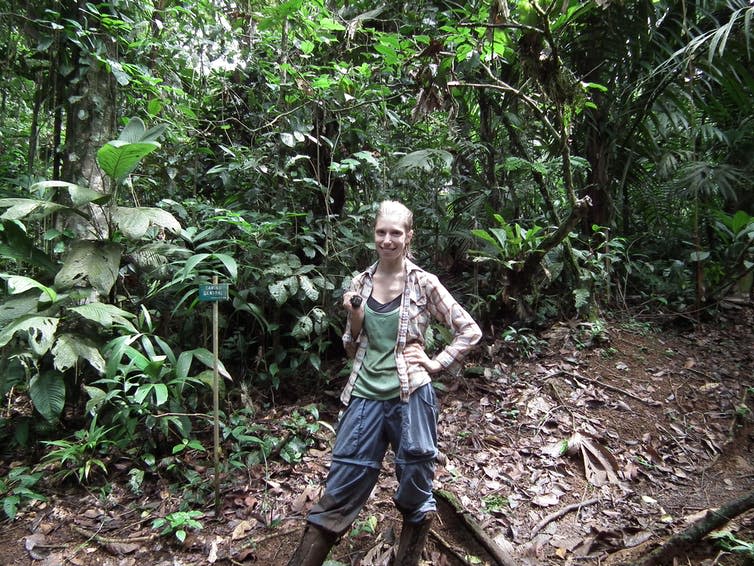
[198,283,229,302]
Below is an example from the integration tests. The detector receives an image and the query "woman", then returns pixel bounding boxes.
[288,201,482,566]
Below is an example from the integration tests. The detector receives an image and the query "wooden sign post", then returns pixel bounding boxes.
[198,277,229,515]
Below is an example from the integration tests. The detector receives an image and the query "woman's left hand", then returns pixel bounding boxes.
[404,343,442,374]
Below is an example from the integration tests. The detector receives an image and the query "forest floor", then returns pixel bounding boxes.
[1,301,753,566]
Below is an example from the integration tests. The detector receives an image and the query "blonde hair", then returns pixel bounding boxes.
[376,200,414,258]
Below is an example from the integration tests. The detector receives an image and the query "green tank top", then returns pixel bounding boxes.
[352,298,401,400]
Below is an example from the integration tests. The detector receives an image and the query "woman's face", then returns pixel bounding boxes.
[374,214,412,261]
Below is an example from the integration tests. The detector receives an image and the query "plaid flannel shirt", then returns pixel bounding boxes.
[341,259,482,404]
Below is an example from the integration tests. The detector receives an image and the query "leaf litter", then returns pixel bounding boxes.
[1,307,753,565]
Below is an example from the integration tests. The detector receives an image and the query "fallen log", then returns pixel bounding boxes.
[434,489,518,566]
[630,489,754,566]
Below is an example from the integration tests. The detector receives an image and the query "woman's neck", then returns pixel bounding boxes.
[376,256,405,275]
[372,257,406,303]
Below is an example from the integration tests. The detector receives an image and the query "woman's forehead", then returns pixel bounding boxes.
[375,215,409,231]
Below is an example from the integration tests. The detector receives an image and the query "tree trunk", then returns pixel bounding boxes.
[28,74,45,175]
[479,89,505,212]
[582,97,613,231]
[59,0,117,239]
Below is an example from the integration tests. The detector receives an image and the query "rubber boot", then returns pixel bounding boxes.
[394,512,435,566]
[286,523,337,566]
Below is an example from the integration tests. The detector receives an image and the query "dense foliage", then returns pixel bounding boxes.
[0,0,752,511]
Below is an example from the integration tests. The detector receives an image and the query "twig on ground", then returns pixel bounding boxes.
[249,527,298,545]
[682,367,714,381]
[529,497,600,538]
[567,371,657,406]
[655,424,691,459]
[70,523,156,544]
[25,541,69,550]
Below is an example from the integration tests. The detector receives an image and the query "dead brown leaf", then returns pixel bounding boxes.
[231,519,254,541]
[566,432,620,486]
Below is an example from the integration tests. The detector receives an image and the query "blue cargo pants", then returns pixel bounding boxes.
[307,383,438,536]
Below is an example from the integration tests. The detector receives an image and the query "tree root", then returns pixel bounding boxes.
[435,489,518,566]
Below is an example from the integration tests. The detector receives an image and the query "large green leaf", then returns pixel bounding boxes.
[83,385,108,415]
[311,307,327,334]
[114,206,149,238]
[284,275,299,296]
[114,206,181,239]
[190,347,232,379]
[0,198,67,220]
[292,314,313,339]
[51,333,106,374]
[213,253,238,280]
[97,140,160,181]
[0,274,57,302]
[299,275,319,301]
[153,383,169,405]
[0,290,41,325]
[268,280,289,305]
[176,350,193,381]
[0,314,59,355]
[55,240,121,295]
[471,228,500,248]
[265,262,294,277]
[176,251,236,281]
[117,116,168,143]
[98,117,166,179]
[180,253,210,279]
[134,383,168,406]
[69,302,137,332]
[29,180,111,206]
[122,345,151,372]
[29,371,66,422]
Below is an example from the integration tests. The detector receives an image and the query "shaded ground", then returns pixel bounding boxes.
[1,302,753,565]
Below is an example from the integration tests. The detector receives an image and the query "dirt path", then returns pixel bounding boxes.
[2,307,753,565]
